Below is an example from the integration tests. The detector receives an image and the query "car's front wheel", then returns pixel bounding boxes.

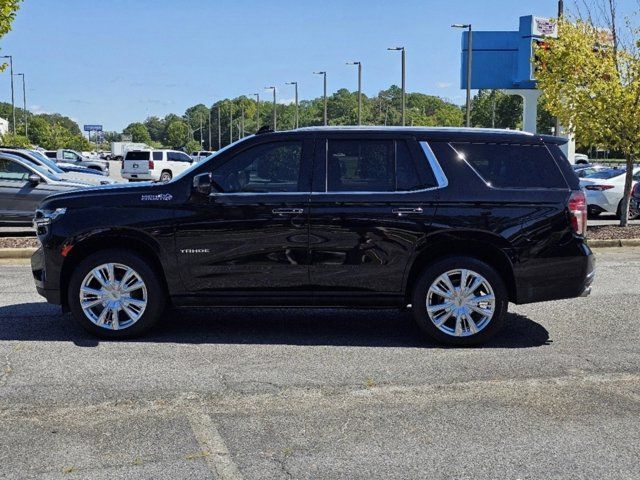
[68,249,165,338]
[411,256,508,346]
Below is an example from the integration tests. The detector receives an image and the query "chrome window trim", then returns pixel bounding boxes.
[206,140,450,197]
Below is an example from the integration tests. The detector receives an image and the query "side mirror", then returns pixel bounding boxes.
[28,173,41,185]
[192,172,212,196]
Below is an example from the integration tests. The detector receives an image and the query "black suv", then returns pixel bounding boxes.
[31,127,594,345]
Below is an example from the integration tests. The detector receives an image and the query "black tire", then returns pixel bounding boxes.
[160,170,172,183]
[411,256,508,346]
[587,207,601,218]
[618,199,640,220]
[67,249,166,339]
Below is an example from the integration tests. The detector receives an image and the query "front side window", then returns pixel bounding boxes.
[0,159,31,181]
[326,139,428,192]
[213,141,303,193]
[451,142,566,189]
[62,151,76,160]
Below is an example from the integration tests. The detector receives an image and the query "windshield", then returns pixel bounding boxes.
[27,150,65,174]
[585,169,625,179]
[172,137,251,182]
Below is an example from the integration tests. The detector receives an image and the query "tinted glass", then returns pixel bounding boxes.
[125,151,150,161]
[213,141,303,193]
[326,139,428,192]
[452,142,566,189]
[178,152,192,162]
[0,159,31,181]
[152,151,163,161]
[44,151,56,158]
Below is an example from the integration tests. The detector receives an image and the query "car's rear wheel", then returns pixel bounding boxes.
[160,171,172,183]
[411,256,508,346]
[617,199,639,220]
[68,249,165,339]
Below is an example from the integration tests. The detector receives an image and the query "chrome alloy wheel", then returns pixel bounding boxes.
[426,268,496,337]
[79,263,148,330]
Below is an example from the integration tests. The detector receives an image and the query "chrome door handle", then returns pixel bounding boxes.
[272,208,304,215]
[392,207,424,216]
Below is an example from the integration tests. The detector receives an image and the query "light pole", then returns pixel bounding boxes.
[217,104,221,150]
[208,106,212,150]
[387,47,405,126]
[452,24,472,127]
[286,81,299,129]
[1,55,15,133]
[253,93,260,131]
[555,0,563,136]
[265,86,276,131]
[313,71,327,125]
[229,102,233,144]
[346,61,362,125]
[14,72,26,139]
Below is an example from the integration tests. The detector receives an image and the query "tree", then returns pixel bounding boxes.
[165,119,190,147]
[143,116,165,142]
[535,8,640,226]
[0,0,22,71]
[0,132,29,147]
[122,122,151,143]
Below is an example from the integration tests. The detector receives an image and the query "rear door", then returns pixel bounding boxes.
[308,134,442,295]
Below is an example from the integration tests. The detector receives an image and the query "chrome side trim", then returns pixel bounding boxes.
[419,141,449,189]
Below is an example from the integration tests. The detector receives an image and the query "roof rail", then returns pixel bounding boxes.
[256,125,274,135]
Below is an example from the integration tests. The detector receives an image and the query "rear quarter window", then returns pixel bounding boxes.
[451,142,567,189]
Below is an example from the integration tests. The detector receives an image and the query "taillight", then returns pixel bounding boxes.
[584,184,614,191]
[148,160,154,170]
[568,190,587,236]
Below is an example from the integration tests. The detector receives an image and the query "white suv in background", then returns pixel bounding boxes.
[121,150,194,182]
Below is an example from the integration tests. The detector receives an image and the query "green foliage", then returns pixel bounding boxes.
[165,119,190,147]
[536,15,640,226]
[0,132,29,147]
[0,0,22,71]
[122,122,151,143]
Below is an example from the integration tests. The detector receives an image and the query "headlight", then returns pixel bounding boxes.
[33,207,67,228]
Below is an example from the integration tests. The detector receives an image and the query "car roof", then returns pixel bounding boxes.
[260,126,567,144]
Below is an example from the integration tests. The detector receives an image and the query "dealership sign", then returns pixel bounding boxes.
[531,16,558,38]
[83,124,103,132]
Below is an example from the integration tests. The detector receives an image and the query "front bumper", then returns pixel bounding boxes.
[31,246,62,304]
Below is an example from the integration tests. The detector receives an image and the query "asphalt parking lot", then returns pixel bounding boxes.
[0,248,638,479]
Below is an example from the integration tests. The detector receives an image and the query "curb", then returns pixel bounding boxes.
[588,238,640,248]
[0,247,37,259]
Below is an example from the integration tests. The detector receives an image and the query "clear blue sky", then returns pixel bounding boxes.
[0,0,633,132]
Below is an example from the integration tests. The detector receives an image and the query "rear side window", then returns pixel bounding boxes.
[125,151,150,161]
[451,142,566,189]
[326,139,430,192]
[152,151,163,161]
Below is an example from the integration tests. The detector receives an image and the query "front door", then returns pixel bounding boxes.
[0,158,54,224]
[308,135,441,296]
[175,138,313,295]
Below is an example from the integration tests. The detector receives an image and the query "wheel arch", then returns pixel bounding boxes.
[403,233,517,303]
[59,229,170,308]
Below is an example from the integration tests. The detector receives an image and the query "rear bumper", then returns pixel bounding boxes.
[514,241,595,304]
[122,172,155,181]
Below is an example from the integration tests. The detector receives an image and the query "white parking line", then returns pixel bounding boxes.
[188,410,244,480]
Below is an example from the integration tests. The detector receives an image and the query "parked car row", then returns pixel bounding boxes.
[43,149,110,175]
[579,165,640,219]
[31,127,594,345]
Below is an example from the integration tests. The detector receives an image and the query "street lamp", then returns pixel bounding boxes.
[313,71,327,126]
[286,81,299,129]
[253,93,260,132]
[265,86,276,131]
[346,61,362,125]
[452,24,472,127]
[1,55,15,133]
[217,104,221,150]
[387,47,405,126]
[229,102,233,144]
[13,72,26,139]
